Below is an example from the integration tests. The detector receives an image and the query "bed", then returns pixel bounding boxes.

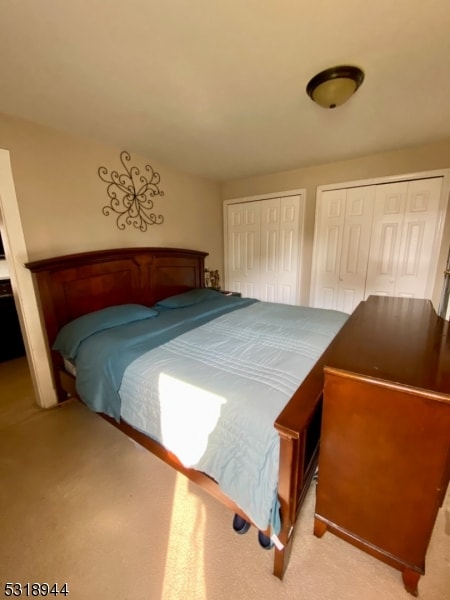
[26,246,348,579]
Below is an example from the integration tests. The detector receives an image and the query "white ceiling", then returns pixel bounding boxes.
[1,0,450,182]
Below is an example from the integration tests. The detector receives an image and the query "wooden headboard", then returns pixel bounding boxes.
[26,247,208,399]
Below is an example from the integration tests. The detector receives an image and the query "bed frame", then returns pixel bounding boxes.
[26,246,329,579]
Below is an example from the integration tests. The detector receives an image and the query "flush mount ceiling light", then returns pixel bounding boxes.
[306,65,364,109]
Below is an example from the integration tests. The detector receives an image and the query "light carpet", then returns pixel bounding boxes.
[0,357,449,600]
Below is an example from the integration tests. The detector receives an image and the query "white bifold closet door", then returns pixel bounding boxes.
[365,178,443,299]
[311,176,445,313]
[311,185,375,314]
[226,201,261,300]
[225,194,302,304]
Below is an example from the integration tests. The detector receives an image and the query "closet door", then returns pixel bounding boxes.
[365,182,407,298]
[260,198,279,301]
[337,186,375,313]
[225,193,303,304]
[365,177,443,300]
[260,196,300,303]
[278,196,301,304]
[394,177,443,298]
[311,188,346,309]
[312,186,374,312]
[226,202,261,298]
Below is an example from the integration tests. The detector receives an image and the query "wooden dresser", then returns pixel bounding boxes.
[314,295,450,596]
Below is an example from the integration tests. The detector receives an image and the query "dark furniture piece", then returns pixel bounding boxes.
[314,295,450,596]
[0,279,25,362]
[25,246,332,580]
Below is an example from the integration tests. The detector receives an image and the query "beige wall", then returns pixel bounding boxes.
[2,110,450,409]
[222,140,450,307]
[0,112,223,271]
[0,112,222,408]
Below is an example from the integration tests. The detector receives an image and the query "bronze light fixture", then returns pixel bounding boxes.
[306,65,364,109]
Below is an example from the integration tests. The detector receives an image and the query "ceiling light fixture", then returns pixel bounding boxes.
[306,65,364,109]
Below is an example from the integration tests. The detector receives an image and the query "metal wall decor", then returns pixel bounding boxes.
[98,150,164,231]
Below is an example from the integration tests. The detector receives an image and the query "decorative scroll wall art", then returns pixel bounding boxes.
[98,150,164,231]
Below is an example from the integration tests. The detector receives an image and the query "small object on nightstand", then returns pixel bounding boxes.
[219,290,242,297]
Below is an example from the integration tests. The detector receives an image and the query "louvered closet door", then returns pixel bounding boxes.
[260,196,300,304]
[226,202,261,298]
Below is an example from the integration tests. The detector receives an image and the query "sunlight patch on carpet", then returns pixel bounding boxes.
[161,472,207,599]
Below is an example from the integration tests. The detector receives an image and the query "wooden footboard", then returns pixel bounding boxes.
[273,351,328,578]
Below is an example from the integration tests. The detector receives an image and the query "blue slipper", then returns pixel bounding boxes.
[232,514,251,534]
[258,530,274,550]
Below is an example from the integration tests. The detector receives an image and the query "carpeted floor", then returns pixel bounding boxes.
[0,356,449,600]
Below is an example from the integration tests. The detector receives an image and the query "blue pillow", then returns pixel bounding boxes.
[53,304,158,360]
[156,288,221,308]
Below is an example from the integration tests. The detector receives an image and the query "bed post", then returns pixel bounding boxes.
[273,374,324,579]
[273,431,300,579]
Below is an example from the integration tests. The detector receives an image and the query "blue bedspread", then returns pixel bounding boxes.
[55,293,348,532]
[71,294,257,419]
[119,301,348,531]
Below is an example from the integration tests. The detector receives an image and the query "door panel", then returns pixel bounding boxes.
[337,186,374,312]
[394,178,442,297]
[277,196,300,304]
[313,176,445,312]
[365,182,407,298]
[226,202,261,299]
[259,195,300,303]
[260,198,280,301]
[312,189,346,309]
[225,194,302,304]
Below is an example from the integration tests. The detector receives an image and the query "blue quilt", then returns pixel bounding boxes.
[119,301,348,531]
[66,293,257,419]
[54,292,348,532]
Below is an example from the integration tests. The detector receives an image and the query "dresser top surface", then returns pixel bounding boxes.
[325,295,450,396]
